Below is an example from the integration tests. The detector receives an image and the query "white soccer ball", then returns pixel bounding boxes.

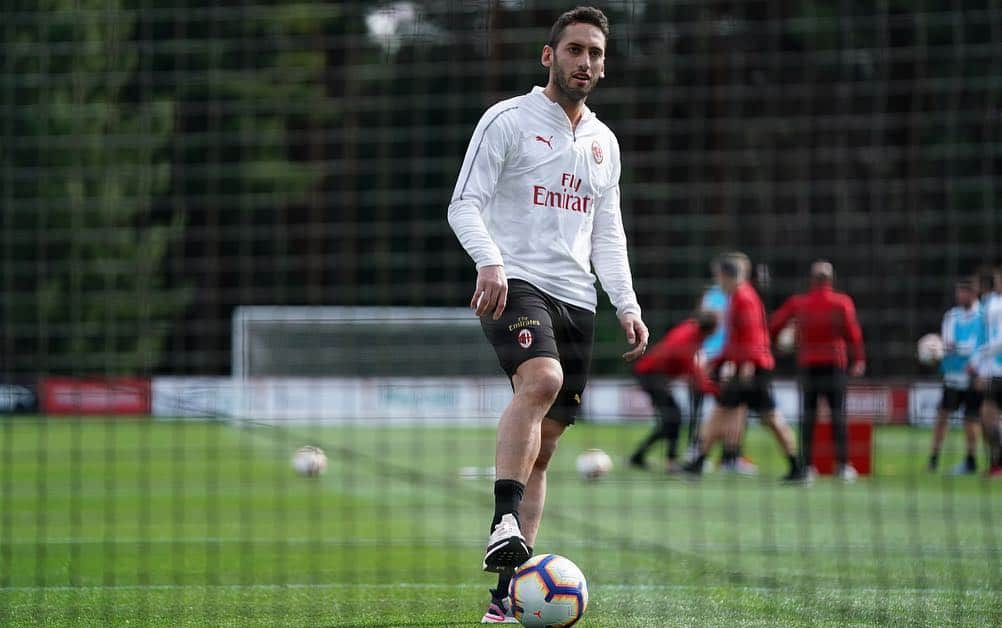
[509,554,588,628]
[917,333,945,366]
[291,445,328,477]
[776,324,797,355]
[575,448,613,481]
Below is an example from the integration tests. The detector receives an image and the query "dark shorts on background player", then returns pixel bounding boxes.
[940,385,983,420]
[717,369,777,413]
[985,377,1002,408]
[480,279,595,425]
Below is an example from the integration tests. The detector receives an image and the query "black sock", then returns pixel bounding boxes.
[787,454,799,473]
[494,545,532,600]
[721,445,738,465]
[966,453,976,469]
[929,451,939,467]
[686,453,706,471]
[492,479,525,531]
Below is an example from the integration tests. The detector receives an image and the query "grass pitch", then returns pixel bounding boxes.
[1,417,1000,626]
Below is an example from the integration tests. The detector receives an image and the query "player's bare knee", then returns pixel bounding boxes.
[517,365,563,407]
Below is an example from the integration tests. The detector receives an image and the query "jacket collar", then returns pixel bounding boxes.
[529,86,595,130]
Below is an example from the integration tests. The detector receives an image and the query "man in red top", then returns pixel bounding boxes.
[628,310,719,472]
[770,261,865,482]
[684,252,803,480]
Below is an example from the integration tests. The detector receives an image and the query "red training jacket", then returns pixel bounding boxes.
[717,282,775,371]
[769,285,865,369]
[634,319,717,393]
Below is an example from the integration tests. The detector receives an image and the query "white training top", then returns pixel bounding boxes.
[974,293,1002,377]
[447,86,641,318]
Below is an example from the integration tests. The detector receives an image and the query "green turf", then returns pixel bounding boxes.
[1,417,1000,626]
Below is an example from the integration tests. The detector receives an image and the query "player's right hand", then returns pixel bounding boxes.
[471,265,508,320]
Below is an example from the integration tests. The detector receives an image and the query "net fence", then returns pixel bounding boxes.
[1,1,1001,625]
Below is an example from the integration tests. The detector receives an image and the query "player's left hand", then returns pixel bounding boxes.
[619,313,649,362]
[849,361,866,377]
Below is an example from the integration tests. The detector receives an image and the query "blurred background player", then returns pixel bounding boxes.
[926,279,983,474]
[684,252,802,481]
[701,261,758,475]
[690,280,728,451]
[971,267,1002,477]
[769,261,865,482]
[629,310,719,473]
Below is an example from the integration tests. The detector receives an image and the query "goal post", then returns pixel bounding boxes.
[230,306,508,424]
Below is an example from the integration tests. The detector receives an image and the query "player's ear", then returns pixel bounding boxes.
[541,45,553,68]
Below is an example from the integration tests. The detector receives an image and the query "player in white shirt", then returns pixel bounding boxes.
[447,7,649,623]
[972,267,1002,477]
[927,280,984,474]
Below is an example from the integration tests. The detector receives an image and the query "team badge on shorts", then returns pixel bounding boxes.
[591,140,603,164]
[517,328,534,349]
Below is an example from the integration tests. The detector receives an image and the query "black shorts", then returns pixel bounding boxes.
[717,368,777,413]
[480,279,595,424]
[984,377,1002,408]
[940,385,982,420]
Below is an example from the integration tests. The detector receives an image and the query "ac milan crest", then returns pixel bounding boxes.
[517,328,534,349]
[591,140,603,164]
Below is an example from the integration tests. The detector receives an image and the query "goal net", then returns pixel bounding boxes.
[229,306,508,423]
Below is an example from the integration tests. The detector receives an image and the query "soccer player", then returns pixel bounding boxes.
[683,252,802,481]
[925,280,984,474]
[769,261,866,482]
[628,310,719,473]
[447,7,649,622]
[972,267,1002,477]
[701,264,758,475]
[688,282,727,450]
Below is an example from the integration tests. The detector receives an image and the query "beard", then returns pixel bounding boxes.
[552,62,599,102]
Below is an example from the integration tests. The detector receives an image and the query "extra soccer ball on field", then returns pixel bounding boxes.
[916,333,945,366]
[776,324,797,354]
[575,448,613,481]
[291,445,328,477]
[509,553,589,627]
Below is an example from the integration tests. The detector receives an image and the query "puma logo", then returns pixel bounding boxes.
[535,135,553,149]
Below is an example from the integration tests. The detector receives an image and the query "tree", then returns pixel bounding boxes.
[1,0,190,374]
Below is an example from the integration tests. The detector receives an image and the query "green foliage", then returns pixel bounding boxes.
[2,1,190,373]
[161,1,341,207]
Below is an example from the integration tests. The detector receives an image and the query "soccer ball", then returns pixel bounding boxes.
[509,554,588,627]
[776,324,797,355]
[575,448,613,481]
[916,333,945,366]
[291,445,328,477]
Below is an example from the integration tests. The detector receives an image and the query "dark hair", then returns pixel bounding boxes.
[955,279,974,291]
[695,310,719,335]
[548,6,610,48]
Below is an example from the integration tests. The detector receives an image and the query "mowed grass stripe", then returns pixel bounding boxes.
[1,418,999,626]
